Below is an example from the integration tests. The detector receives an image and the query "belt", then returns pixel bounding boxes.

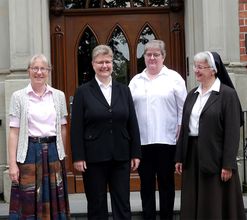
[29,136,56,144]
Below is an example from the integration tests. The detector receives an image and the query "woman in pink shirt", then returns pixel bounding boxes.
[8,54,70,219]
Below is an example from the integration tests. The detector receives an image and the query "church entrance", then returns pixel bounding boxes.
[50,0,185,193]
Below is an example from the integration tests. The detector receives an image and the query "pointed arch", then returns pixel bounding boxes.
[107,24,131,84]
[77,26,99,85]
[136,23,158,73]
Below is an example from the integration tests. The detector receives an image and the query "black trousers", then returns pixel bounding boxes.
[138,144,175,220]
[83,160,131,220]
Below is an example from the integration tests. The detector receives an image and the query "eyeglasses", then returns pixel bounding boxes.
[30,67,50,73]
[94,60,112,65]
[193,65,212,71]
[144,53,162,58]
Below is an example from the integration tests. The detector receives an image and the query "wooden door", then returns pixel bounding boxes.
[50,0,185,193]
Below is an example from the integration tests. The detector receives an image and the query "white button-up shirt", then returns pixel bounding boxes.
[189,78,220,136]
[95,76,112,106]
[129,66,187,145]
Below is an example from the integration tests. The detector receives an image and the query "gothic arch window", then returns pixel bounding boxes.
[108,25,130,84]
[77,26,98,85]
[136,24,157,73]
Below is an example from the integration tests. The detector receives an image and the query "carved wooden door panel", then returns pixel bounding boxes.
[50,0,185,193]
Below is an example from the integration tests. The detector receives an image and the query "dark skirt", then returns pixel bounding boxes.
[9,141,70,220]
[180,137,245,220]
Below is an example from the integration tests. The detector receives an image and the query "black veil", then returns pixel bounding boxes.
[211,52,244,127]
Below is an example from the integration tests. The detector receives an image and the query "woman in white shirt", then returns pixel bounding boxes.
[8,54,70,219]
[129,39,187,220]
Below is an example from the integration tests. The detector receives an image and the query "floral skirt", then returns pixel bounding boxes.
[9,141,70,220]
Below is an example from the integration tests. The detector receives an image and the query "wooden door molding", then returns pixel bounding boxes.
[49,0,64,16]
[170,0,184,12]
[170,19,185,77]
[51,25,65,91]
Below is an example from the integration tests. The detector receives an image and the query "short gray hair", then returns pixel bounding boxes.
[194,51,217,72]
[92,45,113,60]
[144,39,166,57]
[28,54,51,69]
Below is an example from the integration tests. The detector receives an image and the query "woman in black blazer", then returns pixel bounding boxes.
[70,45,141,220]
[175,51,245,219]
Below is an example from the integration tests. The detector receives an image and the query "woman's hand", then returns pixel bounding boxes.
[9,163,19,184]
[8,127,20,184]
[131,158,140,171]
[221,168,232,182]
[74,160,87,172]
[175,162,183,175]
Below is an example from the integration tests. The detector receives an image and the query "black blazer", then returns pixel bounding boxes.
[175,83,241,174]
[70,78,141,163]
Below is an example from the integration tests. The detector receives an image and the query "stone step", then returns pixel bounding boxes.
[0,191,247,219]
[0,191,179,219]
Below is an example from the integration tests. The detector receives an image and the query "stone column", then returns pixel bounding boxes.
[185,0,240,90]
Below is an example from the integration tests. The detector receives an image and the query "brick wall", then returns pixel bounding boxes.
[239,0,247,61]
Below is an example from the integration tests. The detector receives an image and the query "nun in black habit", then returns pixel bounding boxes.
[175,51,245,220]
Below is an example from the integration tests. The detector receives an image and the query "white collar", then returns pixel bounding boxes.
[195,77,220,95]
